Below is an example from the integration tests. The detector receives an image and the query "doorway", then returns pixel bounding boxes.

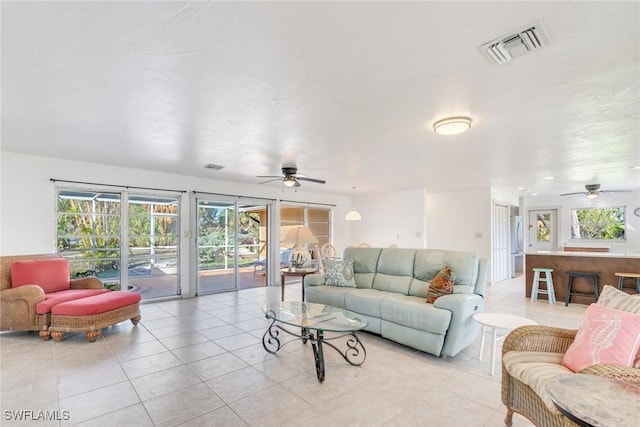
[196,196,271,294]
[492,203,510,283]
[527,209,559,252]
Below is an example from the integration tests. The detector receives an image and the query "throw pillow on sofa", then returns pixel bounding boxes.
[561,303,640,372]
[325,258,356,287]
[426,266,455,303]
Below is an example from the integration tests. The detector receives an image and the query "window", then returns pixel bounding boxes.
[280,205,331,249]
[570,207,626,240]
[536,213,551,242]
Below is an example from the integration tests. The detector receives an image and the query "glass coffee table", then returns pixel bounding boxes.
[262,301,368,382]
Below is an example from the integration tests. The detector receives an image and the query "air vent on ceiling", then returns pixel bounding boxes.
[481,20,550,65]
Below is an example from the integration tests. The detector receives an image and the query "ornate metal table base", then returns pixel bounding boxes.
[262,318,367,382]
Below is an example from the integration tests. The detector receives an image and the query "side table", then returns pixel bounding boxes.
[280,268,316,301]
[472,312,537,376]
[546,374,640,427]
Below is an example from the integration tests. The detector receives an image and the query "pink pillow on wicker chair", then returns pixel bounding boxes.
[11,258,71,294]
[561,303,640,372]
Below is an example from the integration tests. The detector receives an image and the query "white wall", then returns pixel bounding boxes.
[349,188,427,250]
[426,188,492,261]
[0,152,352,293]
[523,191,640,254]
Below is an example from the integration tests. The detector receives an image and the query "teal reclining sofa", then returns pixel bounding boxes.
[304,247,489,357]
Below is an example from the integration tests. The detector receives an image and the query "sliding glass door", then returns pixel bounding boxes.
[127,194,180,298]
[196,196,270,294]
[57,188,181,299]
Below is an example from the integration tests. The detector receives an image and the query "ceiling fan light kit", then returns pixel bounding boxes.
[283,176,297,187]
[433,117,472,135]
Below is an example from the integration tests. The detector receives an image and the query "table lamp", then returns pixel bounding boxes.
[282,227,318,269]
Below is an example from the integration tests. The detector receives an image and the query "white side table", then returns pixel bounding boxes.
[472,312,537,376]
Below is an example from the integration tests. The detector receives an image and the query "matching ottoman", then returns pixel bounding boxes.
[49,291,142,342]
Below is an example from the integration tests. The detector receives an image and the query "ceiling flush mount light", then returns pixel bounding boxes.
[433,117,472,135]
[345,208,362,221]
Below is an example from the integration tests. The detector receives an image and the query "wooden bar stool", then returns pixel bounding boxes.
[615,272,640,293]
[565,271,599,306]
[531,268,556,304]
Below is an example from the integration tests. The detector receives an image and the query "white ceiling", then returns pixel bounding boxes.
[2,1,639,197]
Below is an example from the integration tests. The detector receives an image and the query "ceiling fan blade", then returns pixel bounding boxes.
[600,190,632,193]
[256,175,284,179]
[258,178,282,184]
[294,180,301,187]
[559,192,585,196]
[297,176,326,184]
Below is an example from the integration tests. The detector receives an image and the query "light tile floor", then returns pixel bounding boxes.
[0,275,587,426]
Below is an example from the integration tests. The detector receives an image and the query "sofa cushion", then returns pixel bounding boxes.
[408,278,429,298]
[304,286,348,309]
[414,250,478,293]
[426,267,455,303]
[344,289,388,317]
[380,294,451,335]
[503,351,571,413]
[561,304,640,372]
[51,291,141,316]
[37,289,111,314]
[11,258,71,294]
[325,259,356,287]
[343,247,381,288]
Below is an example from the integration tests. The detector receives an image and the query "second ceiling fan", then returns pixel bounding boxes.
[257,166,326,188]
[560,184,631,199]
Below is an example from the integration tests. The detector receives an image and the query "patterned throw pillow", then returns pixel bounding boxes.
[426,266,455,303]
[324,259,356,287]
[561,303,640,372]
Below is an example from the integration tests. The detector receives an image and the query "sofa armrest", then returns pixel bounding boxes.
[69,276,105,289]
[304,273,326,288]
[0,284,45,302]
[0,285,46,329]
[502,325,577,356]
[579,364,640,383]
[434,293,484,357]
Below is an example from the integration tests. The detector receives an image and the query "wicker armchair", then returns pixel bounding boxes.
[501,325,640,427]
[0,254,104,340]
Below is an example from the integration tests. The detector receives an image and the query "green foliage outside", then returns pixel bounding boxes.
[57,193,181,282]
[536,214,551,242]
[57,193,262,283]
[571,207,625,240]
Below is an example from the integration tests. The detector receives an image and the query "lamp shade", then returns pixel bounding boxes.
[282,227,319,246]
[282,227,318,269]
[345,208,362,221]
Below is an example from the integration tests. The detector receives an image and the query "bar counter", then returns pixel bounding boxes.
[525,251,640,304]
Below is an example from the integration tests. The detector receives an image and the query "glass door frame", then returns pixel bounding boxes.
[194,193,273,295]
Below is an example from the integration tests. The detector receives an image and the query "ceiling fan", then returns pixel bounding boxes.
[257,166,326,188]
[560,184,631,199]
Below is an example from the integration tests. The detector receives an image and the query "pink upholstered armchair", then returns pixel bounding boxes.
[0,254,106,340]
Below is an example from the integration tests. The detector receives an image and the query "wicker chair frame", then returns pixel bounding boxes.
[501,325,640,426]
[1,254,106,340]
